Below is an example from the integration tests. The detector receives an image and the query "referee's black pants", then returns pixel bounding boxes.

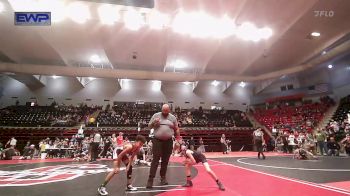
[148,138,173,179]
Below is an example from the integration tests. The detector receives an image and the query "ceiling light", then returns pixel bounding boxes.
[98,4,119,25]
[8,0,37,11]
[148,11,169,30]
[172,10,191,35]
[213,15,236,39]
[239,81,246,88]
[311,32,321,37]
[183,81,191,85]
[151,80,161,91]
[259,27,273,39]
[328,64,333,69]
[124,9,144,31]
[52,75,60,79]
[322,51,327,55]
[0,2,5,13]
[88,77,95,80]
[37,0,65,22]
[173,59,187,69]
[211,80,219,86]
[236,22,260,42]
[67,2,90,24]
[90,55,101,63]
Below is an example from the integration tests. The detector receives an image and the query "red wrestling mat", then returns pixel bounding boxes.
[159,159,350,196]
[322,181,350,192]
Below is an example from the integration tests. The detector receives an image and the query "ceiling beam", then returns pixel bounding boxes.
[9,74,46,90]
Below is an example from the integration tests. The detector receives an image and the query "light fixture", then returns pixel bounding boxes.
[183,81,191,85]
[311,32,321,37]
[88,77,95,80]
[124,9,144,31]
[148,11,169,30]
[328,64,333,69]
[0,1,5,13]
[98,4,119,25]
[90,55,101,63]
[67,2,90,24]
[151,80,161,91]
[8,0,37,11]
[52,75,60,79]
[37,0,65,22]
[211,80,219,86]
[213,15,236,39]
[322,51,327,55]
[173,59,187,69]
[239,81,246,88]
[236,22,260,42]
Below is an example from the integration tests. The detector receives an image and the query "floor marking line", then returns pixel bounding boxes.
[209,159,350,195]
[133,184,181,189]
[237,158,350,172]
[125,188,186,194]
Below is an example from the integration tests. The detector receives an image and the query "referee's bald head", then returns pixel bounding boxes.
[162,104,170,117]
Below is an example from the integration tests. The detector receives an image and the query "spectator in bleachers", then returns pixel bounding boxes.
[327,137,340,156]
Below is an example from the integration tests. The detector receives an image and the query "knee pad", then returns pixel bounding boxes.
[127,165,132,179]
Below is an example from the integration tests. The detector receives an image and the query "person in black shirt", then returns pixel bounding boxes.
[327,137,340,156]
[188,137,195,151]
[181,145,225,191]
[253,127,266,159]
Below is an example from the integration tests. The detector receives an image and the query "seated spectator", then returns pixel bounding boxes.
[327,137,340,156]
[20,144,35,160]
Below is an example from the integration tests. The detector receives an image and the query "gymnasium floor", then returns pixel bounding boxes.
[0,152,349,196]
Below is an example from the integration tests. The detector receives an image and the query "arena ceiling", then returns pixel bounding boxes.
[0,0,350,84]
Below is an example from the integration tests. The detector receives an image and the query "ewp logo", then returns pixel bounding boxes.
[15,12,51,26]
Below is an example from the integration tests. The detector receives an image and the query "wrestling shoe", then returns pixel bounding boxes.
[126,184,137,191]
[160,177,169,185]
[98,186,108,195]
[146,178,153,188]
[217,180,225,191]
[182,180,193,187]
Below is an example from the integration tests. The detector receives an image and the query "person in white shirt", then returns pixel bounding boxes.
[7,137,17,148]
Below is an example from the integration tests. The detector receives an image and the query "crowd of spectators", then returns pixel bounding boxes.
[90,104,252,128]
[0,103,101,127]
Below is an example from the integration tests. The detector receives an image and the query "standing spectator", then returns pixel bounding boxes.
[327,137,340,156]
[189,137,195,151]
[91,130,101,162]
[220,134,228,154]
[6,137,17,148]
[341,134,350,156]
[146,104,180,188]
[197,137,205,153]
[315,129,327,155]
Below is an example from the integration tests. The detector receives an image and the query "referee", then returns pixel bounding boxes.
[146,104,180,188]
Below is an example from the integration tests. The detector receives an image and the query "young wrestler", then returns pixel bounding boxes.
[181,145,225,191]
[293,143,317,160]
[98,135,147,195]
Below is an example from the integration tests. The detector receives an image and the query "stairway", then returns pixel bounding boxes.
[246,112,275,140]
[313,102,340,132]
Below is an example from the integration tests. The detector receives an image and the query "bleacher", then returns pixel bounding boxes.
[253,102,330,133]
